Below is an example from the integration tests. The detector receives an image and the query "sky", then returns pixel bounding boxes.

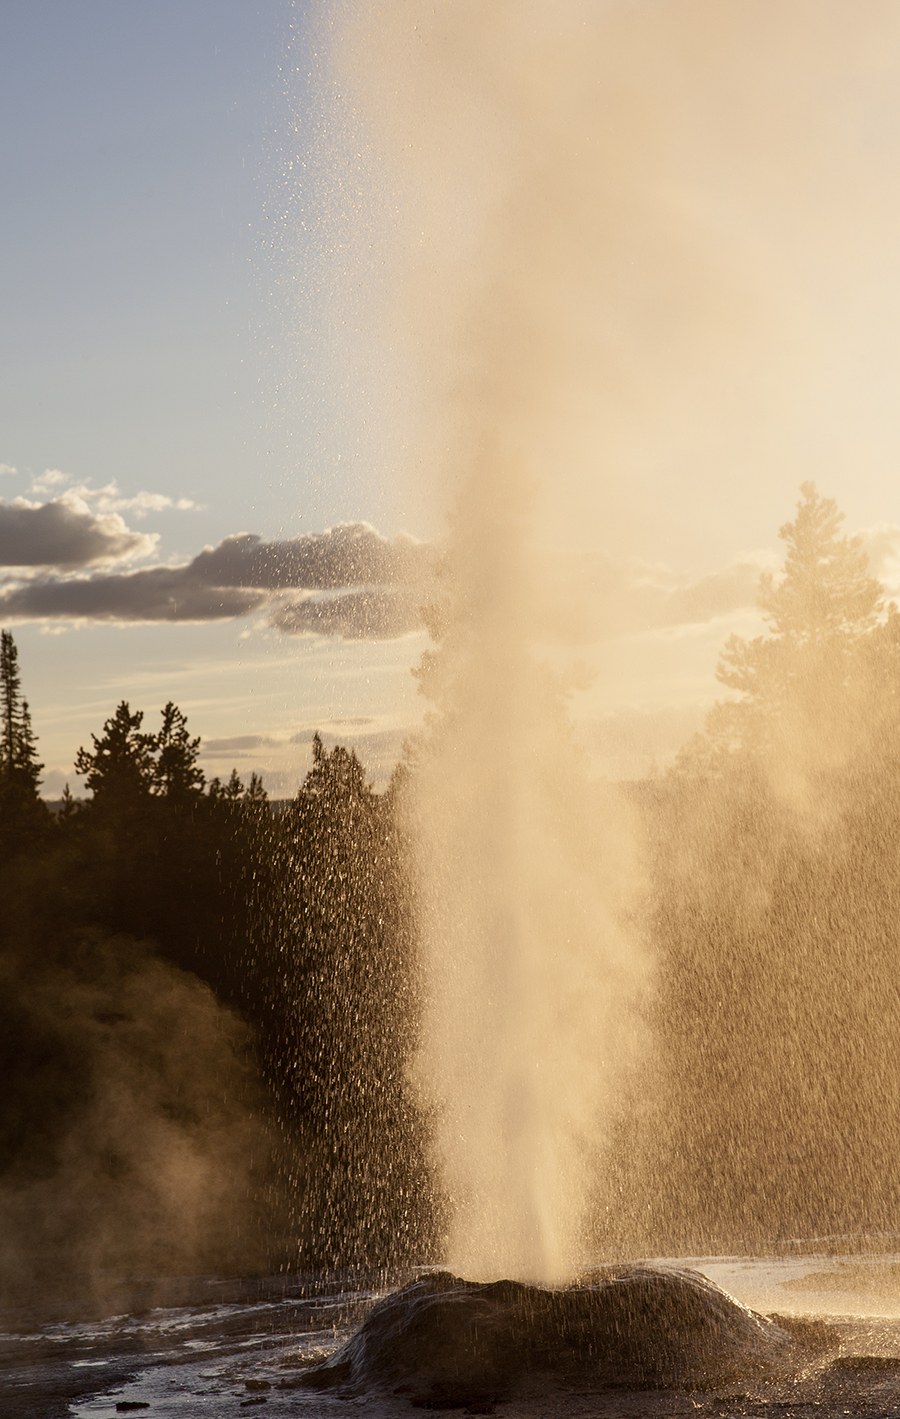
[5,1,900,794]
[1,0,430,795]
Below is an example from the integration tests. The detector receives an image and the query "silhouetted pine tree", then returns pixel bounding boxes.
[255,735,428,1265]
[0,630,48,851]
[74,702,156,809]
[153,701,204,802]
[676,482,887,776]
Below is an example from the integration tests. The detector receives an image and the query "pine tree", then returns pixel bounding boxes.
[0,629,18,781]
[243,771,268,804]
[74,702,156,806]
[676,483,886,775]
[58,782,79,821]
[153,702,204,802]
[206,767,245,802]
[0,630,43,803]
[717,482,882,714]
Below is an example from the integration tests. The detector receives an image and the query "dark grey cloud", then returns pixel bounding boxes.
[200,735,277,755]
[0,495,154,568]
[0,568,265,622]
[270,587,427,640]
[190,524,434,590]
[0,522,435,635]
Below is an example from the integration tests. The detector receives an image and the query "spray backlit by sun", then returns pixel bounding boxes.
[315,0,890,1282]
[325,1,661,1283]
[405,449,648,1283]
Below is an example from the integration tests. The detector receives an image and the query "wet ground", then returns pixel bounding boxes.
[6,1254,900,1418]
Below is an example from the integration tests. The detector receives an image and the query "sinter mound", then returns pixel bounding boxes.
[302,1266,834,1408]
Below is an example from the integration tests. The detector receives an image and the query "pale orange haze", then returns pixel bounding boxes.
[324,1,900,1279]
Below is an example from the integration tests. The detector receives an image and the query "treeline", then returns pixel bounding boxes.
[0,653,431,1285]
[618,483,900,1251]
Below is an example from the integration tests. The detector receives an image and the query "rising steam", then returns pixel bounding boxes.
[309,0,900,1278]
[405,450,648,1283]
[326,1,663,1282]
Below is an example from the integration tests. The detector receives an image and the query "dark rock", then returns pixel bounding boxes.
[301,1267,829,1406]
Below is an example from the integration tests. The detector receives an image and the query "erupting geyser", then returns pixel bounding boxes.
[330,0,655,1289]
[313,0,859,1357]
[405,454,648,1283]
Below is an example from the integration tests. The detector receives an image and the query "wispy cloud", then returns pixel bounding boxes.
[27,471,199,519]
[76,482,199,520]
[29,469,69,494]
[535,549,773,644]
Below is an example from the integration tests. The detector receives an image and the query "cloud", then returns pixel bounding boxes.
[0,522,437,634]
[25,472,199,517]
[0,464,18,477]
[200,734,280,756]
[29,469,69,494]
[0,510,772,646]
[270,587,428,640]
[76,482,199,520]
[0,567,264,622]
[661,561,766,628]
[199,724,415,794]
[859,523,900,599]
[536,549,770,644]
[189,524,433,590]
[0,494,156,569]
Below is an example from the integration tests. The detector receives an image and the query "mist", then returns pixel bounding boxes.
[311,0,900,1280]
[0,929,270,1300]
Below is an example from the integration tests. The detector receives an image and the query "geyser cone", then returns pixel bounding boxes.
[302,1267,834,1405]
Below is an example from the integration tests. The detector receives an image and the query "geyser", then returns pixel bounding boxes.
[404,456,648,1283]
[329,1,656,1284]
[313,0,898,1289]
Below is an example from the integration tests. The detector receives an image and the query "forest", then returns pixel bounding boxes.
[2,481,900,1292]
[0,665,428,1287]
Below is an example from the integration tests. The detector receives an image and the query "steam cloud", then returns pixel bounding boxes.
[333,0,900,1276]
[329,0,900,1277]
[0,931,270,1293]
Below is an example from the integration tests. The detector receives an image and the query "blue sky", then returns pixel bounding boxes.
[1,0,429,794]
[3,3,269,534]
[6,2,900,794]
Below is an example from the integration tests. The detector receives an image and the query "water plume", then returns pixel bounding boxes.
[405,457,648,1283]
[312,0,900,1277]
[324,1,666,1281]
